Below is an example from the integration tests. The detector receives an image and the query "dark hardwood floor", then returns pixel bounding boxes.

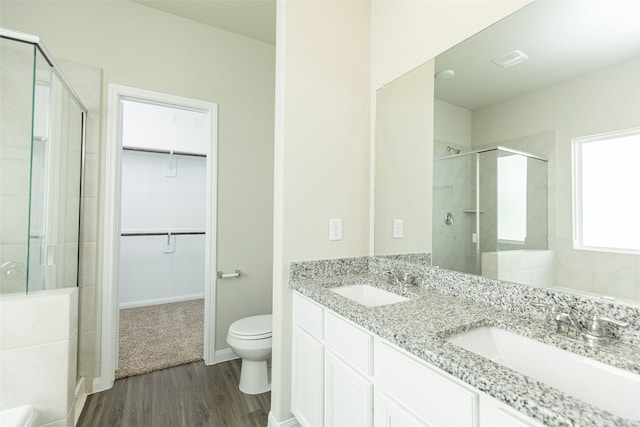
[77,359,270,427]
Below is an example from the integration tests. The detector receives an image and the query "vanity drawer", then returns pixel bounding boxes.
[325,311,373,375]
[375,339,478,426]
[293,292,324,339]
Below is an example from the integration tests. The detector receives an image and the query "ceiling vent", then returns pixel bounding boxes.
[492,50,529,68]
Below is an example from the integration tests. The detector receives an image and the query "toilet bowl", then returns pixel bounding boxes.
[227,314,272,394]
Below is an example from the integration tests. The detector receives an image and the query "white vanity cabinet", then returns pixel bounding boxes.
[292,291,544,427]
[374,339,478,427]
[325,351,373,426]
[292,293,325,427]
[324,311,374,427]
[479,394,545,427]
[292,293,373,427]
[374,392,430,427]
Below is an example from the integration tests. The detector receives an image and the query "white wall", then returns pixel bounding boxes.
[119,152,206,308]
[471,57,640,300]
[434,98,472,157]
[272,0,371,423]
[1,0,275,386]
[375,61,434,255]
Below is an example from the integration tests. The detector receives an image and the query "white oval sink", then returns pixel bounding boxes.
[330,284,409,307]
[446,326,640,420]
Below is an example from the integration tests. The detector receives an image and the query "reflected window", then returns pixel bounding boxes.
[573,128,640,253]
[498,155,527,243]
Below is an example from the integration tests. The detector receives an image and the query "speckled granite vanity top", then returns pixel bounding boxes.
[289,256,640,427]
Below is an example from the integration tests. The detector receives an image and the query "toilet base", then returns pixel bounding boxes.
[239,359,271,395]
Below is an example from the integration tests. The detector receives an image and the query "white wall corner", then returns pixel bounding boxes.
[268,411,300,427]
[212,347,238,365]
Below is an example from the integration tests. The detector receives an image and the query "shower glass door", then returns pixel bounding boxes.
[0,32,86,295]
[28,47,85,292]
[432,147,548,278]
[0,37,35,294]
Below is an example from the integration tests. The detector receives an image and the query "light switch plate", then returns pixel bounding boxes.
[393,219,403,239]
[329,218,342,241]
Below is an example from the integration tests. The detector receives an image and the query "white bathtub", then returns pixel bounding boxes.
[0,406,37,427]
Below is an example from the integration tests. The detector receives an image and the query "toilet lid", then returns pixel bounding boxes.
[229,314,272,340]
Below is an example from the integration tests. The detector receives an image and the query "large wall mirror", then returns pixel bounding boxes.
[374,0,640,303]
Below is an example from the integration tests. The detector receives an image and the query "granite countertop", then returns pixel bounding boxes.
[290,273,640,427]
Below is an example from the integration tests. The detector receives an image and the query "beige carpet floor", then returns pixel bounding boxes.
[116,299,204,379]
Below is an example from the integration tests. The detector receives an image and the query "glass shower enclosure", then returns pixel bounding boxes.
[0,29,87,294]
[432,147,548,277]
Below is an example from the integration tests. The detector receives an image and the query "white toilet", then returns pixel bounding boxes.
[226,314,273,394]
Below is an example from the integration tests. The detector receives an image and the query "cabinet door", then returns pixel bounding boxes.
[375,392,430,427]
[292,326,324,427]
[325,351,373,427]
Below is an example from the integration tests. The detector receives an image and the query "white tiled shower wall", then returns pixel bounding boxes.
[482,250,554,287]
[0,288,78,427]
[0,50,102,423]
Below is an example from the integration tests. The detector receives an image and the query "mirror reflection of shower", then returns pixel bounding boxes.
[432,146,549,282]
[446,145,460,155]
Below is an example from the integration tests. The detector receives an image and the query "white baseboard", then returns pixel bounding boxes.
[268,412,300,427]
[119,293,204,309]
[92,376,113,394]
[74,378,87,426]
[209,347,238,365]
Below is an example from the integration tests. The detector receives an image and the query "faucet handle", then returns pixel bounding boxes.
[531,302,560,324]
[401,272,415,285]
[587,315,628,336]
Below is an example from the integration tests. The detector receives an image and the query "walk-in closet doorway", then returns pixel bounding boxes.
[99,85,217,391]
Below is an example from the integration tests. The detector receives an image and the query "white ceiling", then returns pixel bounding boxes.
[435,1,640,110]
[131,0,276,45]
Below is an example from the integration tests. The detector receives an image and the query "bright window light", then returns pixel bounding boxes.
[498,154,527,243]
[574,128,640,253]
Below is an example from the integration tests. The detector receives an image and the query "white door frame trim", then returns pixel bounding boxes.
[96,84,218,391]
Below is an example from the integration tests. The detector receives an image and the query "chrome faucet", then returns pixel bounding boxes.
[552,311,584,341]
[382,270,415,287]
[532,302,628,346]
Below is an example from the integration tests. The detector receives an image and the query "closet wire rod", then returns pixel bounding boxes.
[122,146,207,158]
[121,231,205,237]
